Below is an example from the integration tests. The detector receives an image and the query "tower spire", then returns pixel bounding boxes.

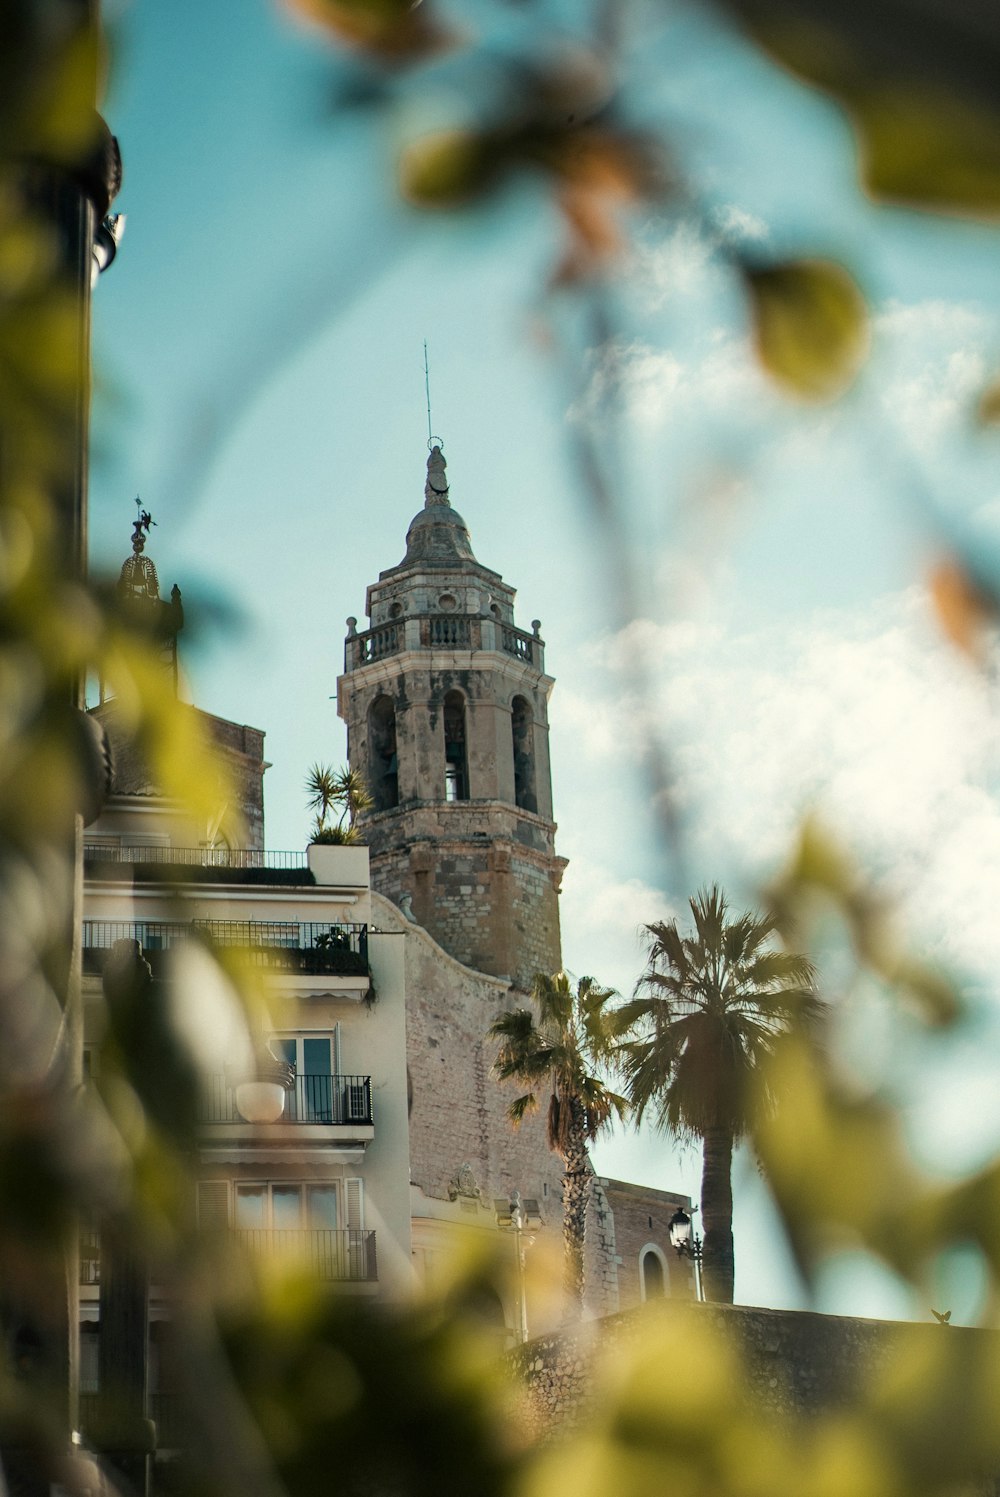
[114,498,184,694]
[424,340,433,447]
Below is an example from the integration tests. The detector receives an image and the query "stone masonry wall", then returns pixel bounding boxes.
[373,894,619,1321]
[582,1176,620,1319]
[370,822,563,992]
[372,893,566,1216]
[512,1300,1000,1464]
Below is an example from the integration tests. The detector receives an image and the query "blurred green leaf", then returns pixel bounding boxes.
[284,0,454,62]
[713,3,1000,218]
[743,258,869,401]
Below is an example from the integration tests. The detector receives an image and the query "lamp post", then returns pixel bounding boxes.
[668,1206,704,1303]
[494,1191,541,1344]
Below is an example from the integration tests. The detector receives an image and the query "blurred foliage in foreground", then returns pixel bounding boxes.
[4,1,1000,1495]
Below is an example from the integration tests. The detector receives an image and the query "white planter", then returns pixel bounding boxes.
[307,843,370,888]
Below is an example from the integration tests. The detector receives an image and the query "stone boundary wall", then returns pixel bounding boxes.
[511,1301,1000,1443]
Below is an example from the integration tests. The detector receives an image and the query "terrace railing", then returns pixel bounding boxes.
[238,1228,377,1281]
[82,920,369,976]
[83,845,309,871]
[200,1073,373,1126]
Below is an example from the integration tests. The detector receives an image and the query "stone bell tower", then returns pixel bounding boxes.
[337,444,566,991]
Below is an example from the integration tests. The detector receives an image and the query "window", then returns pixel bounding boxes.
[443,690,468,801]
[198,1177,365,1232]
[369,695,399,810]
[511,696,537,812]
[270,1032,338,1122]
[197,1180,230,1231]
[234,1183,341,1232]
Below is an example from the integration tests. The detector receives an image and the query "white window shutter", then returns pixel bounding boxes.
[333,1021,342,1077]
[345,1177,365,1230]
[197,1180,230,1230]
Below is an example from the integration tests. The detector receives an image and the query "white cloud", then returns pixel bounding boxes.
[570,330,771,432]
[573,294,997,484]
[875,299,989,343]
[565,589,1000,986]
[712,203,769,245]
[628,208,770,314]
[559,855,677,996]
[629,220,717,308]
[873,298,995,456]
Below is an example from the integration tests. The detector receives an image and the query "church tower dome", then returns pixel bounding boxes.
[337,444,566,990]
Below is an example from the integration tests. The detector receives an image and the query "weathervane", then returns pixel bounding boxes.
[121,496,160,599]
[131,494,156,552]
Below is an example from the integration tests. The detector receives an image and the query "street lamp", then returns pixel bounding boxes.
[668,1206,704,1302]
[494,1190,541,1344]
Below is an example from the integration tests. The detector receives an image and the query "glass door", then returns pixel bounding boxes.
[271,1034,335,1121]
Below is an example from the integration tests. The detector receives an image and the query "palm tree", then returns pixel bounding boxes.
[490,972,628,1313]
[615,887,817,1305]
[305,763,373,843]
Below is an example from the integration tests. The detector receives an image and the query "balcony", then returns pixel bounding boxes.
[200,1074,372,1127]
[427,616,471,648]
[238,1227,377,1281]
[355,622,401,663]
[346,616,540,670]
[83,844,313,887]
[81,920,369,978]
[501,624,535,663]
[78,1227,377,1287]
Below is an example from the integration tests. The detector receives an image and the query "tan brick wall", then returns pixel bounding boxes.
[599,1178,696,1307]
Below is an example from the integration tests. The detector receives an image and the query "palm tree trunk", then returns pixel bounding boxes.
[700,1126,735,1304]
[562,1102,590,1315]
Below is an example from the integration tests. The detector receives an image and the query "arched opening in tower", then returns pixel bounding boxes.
[511,695,537,813]
[641,1248,666,1301]
[443,690,469,802]
[368,695,399,810]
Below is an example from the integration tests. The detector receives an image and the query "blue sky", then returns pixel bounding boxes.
[92,0,1000,1317]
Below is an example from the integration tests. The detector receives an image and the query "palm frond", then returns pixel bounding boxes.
[507,1093,538,1127]
[492,971,623,1155]
[619,887,820,1145]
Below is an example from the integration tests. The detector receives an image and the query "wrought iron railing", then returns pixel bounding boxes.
[238,1228,377,1281]
[83,845,309,871]
[200,1073,373,1126]
[81,920,369,976]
